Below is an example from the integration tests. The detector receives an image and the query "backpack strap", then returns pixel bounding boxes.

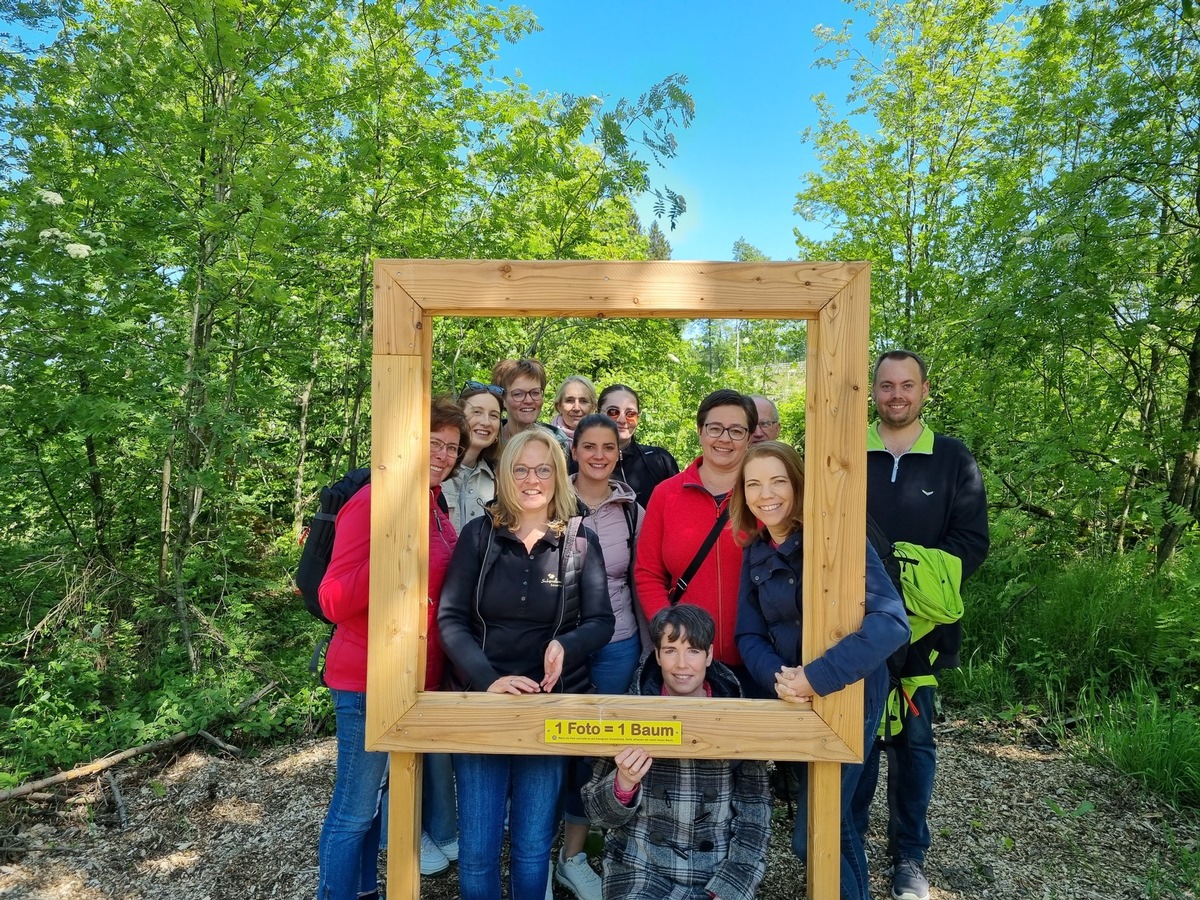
[668,505,730,605]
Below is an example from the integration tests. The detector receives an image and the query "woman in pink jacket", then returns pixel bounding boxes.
[315,396,468,899]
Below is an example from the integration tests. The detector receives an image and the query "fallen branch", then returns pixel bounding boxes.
[197,730,241,757]
[0,731,189,803]
[104,771,128,829]
[235,680,278,714]
[0,680,279,804]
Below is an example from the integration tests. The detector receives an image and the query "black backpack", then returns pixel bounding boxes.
[295,467,372,625]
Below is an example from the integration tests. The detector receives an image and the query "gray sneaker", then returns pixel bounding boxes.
[891,857,929,900]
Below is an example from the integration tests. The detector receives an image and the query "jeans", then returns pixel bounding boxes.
[590,633,642,695]
[423,752,457,844]
[454,752,565,900]
[317,689,389,900]
[853,684,936,864]
[792,691,885,900]
[379,752,456,851]
[562,634,644,823]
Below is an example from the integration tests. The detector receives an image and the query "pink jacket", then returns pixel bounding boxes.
[318,484,457,691]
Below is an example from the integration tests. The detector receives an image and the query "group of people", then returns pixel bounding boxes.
[314,350,989,900]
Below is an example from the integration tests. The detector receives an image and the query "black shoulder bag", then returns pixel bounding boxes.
[667,506,730,605]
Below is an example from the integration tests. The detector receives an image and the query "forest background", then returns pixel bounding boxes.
[3,0,1200,853]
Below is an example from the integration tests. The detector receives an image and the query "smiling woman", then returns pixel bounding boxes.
[444,383,504,532]
[314,395,469,897]
[437,428,614,900]
[730,440,910,900]
[632,389,761,696]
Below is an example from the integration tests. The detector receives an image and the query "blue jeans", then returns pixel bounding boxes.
[454,753,565,900]
[853,684,936,864]
[563,635,644,824]
[423,752,457,844]
[317,689,389,900]
[792,693,885,900]
[590,633,642,695]
[379,751,456,851]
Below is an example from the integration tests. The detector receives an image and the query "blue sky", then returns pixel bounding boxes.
[493,1,861,262]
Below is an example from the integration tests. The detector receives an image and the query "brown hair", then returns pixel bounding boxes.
[730,441,805,547]
[457,384,503,466]
[495,358,548,391]
[872,349,928,384]
[431,394,471,480]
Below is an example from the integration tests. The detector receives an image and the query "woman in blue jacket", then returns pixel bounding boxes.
[731,441,909,900]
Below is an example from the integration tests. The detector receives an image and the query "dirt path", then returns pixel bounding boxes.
[1,714,1196,899]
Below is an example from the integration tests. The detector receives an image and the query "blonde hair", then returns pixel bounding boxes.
[491,428,578,532]
[554,375,597,411]
[730,441,805,547]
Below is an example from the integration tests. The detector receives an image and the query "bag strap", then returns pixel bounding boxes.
[668,505,730,605]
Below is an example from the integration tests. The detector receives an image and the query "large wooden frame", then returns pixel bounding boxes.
[369,259,870,899]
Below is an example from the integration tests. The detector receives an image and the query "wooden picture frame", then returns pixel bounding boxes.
[368,259,870,899]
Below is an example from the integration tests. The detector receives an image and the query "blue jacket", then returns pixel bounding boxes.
[734,532,910,721]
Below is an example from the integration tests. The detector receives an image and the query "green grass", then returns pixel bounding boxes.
[943,548,1200,822]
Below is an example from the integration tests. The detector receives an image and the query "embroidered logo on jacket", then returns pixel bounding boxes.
[542,573,562,586]
[922,489,935,496]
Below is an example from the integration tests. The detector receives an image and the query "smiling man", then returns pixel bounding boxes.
[858,350,990,900]
[581,604,771,900]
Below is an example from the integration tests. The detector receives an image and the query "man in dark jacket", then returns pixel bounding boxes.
[857,350,989,900]
[581,605,770,900]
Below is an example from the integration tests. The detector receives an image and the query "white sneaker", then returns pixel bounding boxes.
[435,836,458,862]
[419,831,449,876]
[554,851,603,900]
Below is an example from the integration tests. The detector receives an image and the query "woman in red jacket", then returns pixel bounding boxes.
[633,388,763,695]
[315,396,469,899]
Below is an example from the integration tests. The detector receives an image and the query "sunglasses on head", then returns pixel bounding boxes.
[462,380,504,398]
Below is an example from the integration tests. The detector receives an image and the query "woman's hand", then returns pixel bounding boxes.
[613,746,654,792]
[775,665,814,703]
[540,640,564,692]
[486,675,542,694]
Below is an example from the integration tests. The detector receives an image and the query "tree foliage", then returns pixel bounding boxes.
[0,0,710,779]
[795,0,1200,565]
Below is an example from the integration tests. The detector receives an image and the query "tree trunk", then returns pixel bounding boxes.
[1158,321,1200,567]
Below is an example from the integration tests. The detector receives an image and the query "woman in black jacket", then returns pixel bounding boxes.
[438,428,614,900]
[597,383,679,511]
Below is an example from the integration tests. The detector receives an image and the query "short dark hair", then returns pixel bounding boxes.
[696,389,758,433]
[598,383,641,410]
[572,413,619,448]
[873,349,928,384]
[649,604,715,653]
[431,394,470,479]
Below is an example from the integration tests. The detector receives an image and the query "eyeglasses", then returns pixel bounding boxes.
[462,380,504,398]
[604,406,640,422]
[757,419,779,428]
[430,437,463,459]
[508,388,544,403]
[512,464,554,480]
[702,423,750,442]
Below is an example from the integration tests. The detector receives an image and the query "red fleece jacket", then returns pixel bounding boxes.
[633,457,745,666]
[318,483,457,691]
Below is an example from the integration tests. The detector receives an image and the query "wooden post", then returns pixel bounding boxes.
[367,260,871,899]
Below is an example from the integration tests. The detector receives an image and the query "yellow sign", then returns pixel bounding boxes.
[545,719,682,746]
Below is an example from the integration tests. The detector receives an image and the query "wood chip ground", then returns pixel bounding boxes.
[2,714,1197,899]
